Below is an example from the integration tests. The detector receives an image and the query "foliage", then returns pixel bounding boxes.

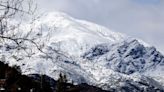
[56,73,68,92]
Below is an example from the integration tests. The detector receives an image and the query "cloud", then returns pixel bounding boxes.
[36,0,164,54]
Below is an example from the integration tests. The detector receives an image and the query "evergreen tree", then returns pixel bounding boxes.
[56,73,67,92]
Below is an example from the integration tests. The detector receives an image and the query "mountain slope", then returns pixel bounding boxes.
[1,11,164,91]
[83,39,164,74]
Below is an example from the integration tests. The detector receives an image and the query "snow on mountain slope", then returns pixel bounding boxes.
[33,12,128,57]
[1,11,164,91]
[83,39,164,74]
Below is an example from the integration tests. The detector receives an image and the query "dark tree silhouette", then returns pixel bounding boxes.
[56,73,68,92]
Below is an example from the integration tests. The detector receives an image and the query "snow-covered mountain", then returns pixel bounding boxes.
[1,11,164,91]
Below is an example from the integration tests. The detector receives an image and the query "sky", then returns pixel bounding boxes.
[36,0,164,54]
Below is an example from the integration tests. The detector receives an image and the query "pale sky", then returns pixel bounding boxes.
[36,0,164,54]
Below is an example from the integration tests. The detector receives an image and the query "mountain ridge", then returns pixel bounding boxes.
[1,11,164,91]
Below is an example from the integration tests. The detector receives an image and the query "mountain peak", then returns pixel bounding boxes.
[34,12,131,56]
